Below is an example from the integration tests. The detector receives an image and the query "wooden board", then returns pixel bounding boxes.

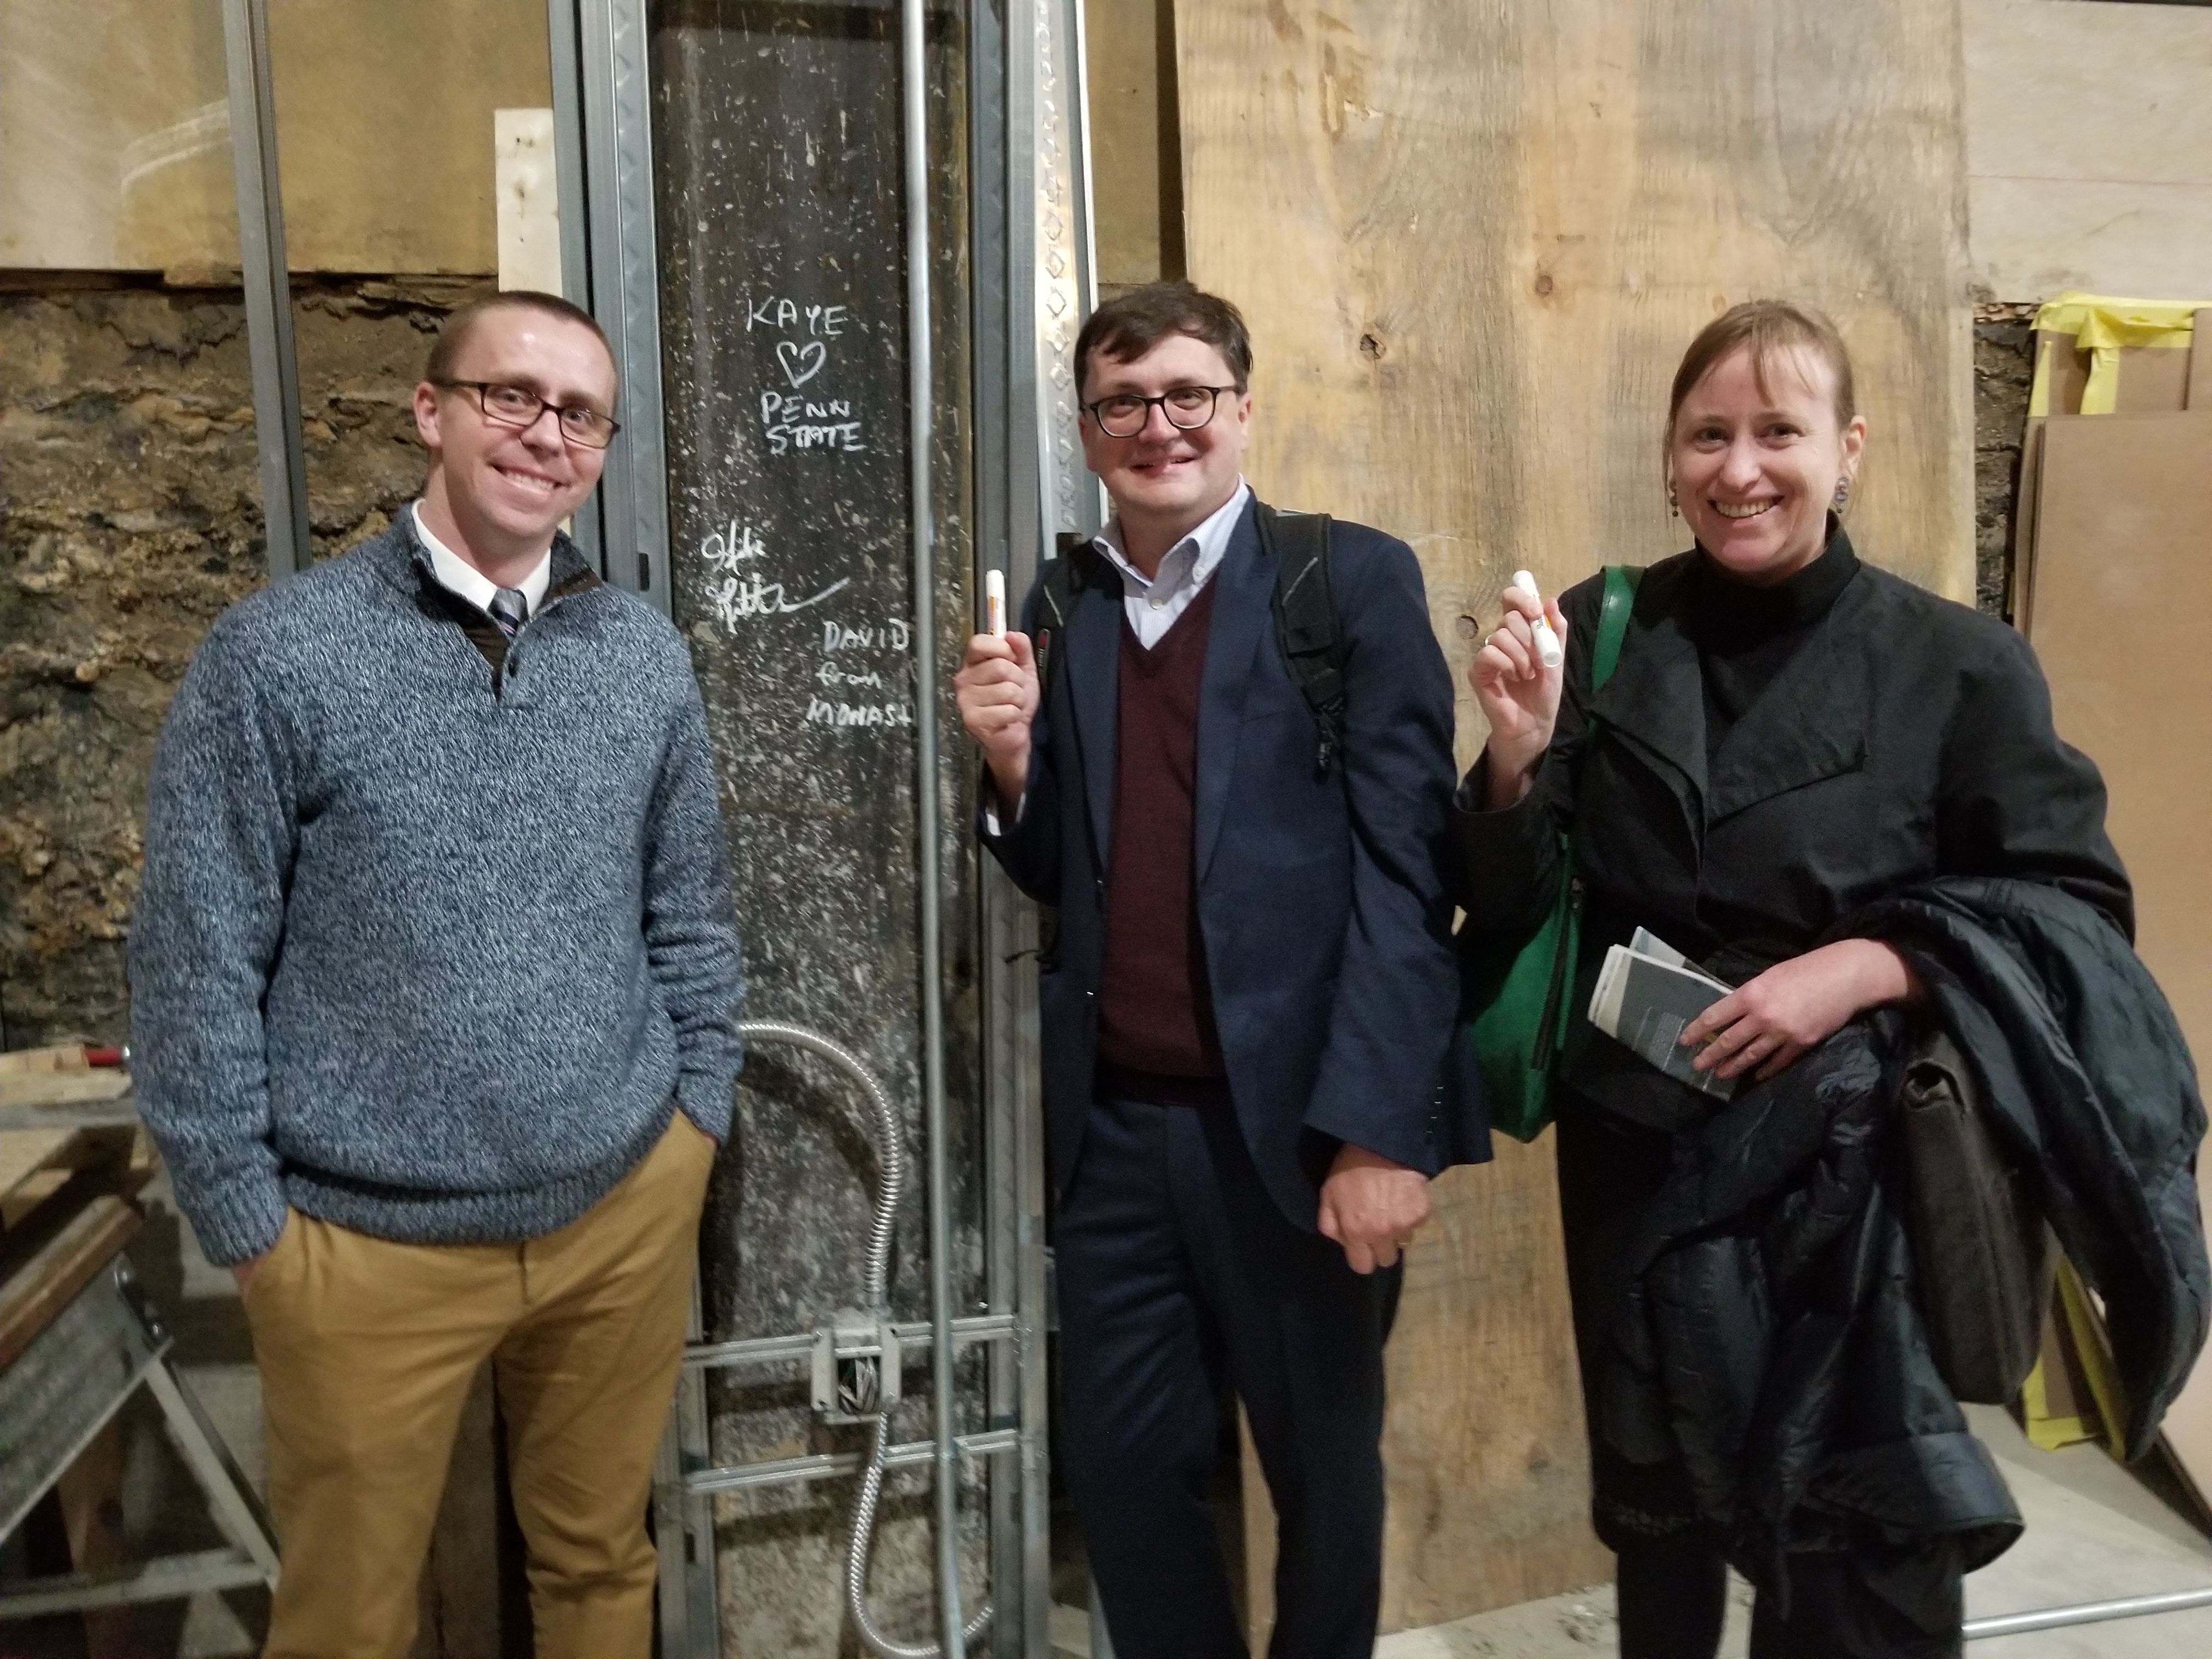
[1963,0,2212,302]
[1085,0,1183,289]
[2015,316,2204,635]
[1174,0,1973,1631]
[2024,410,2212,1500]
[0,1192,140,1369]
[2193,312,2212,413]
[494,108,563,297]
[0,1043,95,1074]
[0,0,551,275]
[0,1071,131,1111]
[0,1130,76,1212]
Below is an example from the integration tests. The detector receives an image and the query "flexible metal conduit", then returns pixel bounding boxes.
[734,1024,986,1658]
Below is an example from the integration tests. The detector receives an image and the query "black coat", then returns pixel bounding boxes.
[1454,539,2133,1126]
[1609,878,2205,1637]
[1453,541,2204,1643]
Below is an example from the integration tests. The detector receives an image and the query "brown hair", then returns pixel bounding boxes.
[1666,299,1856,452]
[424,291,616,394]
[1074,281,1252,398]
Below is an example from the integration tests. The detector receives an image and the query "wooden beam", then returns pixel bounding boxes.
[0,1193,141,1369]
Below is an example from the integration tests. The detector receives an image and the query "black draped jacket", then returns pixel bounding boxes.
[1448,537,2202,1644]
[1453,533,2133,1130]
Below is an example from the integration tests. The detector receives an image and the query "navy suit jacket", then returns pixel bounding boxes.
[980,496,1486,1229]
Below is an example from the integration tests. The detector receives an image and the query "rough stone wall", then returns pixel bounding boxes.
[1972,304,2039,622]
[0,274,491,1048]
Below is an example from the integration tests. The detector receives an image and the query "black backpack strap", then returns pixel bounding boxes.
[1255,501,1345,773]
[1030,540,1112,715]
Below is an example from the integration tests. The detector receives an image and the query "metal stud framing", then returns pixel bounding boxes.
[220,0,310,583]
[549,0,672,611]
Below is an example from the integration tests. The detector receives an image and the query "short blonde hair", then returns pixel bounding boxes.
[1666,300,1856,456]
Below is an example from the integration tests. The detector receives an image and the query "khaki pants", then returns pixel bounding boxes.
[243,1113,715,1659]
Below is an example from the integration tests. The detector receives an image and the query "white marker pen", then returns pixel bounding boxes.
[985,569,1007,639]
[1513,568,1564,669]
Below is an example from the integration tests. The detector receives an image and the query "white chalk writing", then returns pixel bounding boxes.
[699,518,768,571]
[764,419,865,456]
[746,295,865,455]
[804,616,915,737]
[806,698,915,729]
[776,340,826,387]
[746,296,849,337]
[708,571,853,631]
[822,618,912,653]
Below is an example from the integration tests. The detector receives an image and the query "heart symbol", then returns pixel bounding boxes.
[777,340,827,388]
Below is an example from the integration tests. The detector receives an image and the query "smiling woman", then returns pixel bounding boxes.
[1664,301,1866,587]
[1452,300,2154,1658]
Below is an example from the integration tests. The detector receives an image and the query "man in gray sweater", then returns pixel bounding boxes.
[130,291,743,1658]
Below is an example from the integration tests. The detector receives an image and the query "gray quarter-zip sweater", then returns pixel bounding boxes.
[129,516,744,1266]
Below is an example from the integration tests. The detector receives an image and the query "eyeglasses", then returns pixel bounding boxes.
[436,380,622,449]
[1081,385,1238,439]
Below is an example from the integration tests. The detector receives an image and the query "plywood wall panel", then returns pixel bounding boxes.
[1175,0,1973,1630]
[0,0,549,276]
[1964,0,2212,303]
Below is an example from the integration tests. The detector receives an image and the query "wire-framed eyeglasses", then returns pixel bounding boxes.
[1081,385,1238,439]
[436,380,622,449]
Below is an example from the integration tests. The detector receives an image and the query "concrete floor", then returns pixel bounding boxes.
[1052,1406,2212,1658]
[1371,1405,2212,1659]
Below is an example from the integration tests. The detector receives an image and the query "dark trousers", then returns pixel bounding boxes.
[1056,1096,1396,1659]
[1616,1533,1963,1659]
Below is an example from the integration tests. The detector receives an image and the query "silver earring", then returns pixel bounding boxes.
[1832,478,1852,512]
[1667,483,1679,517]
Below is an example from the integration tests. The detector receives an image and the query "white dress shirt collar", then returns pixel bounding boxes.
[1092,479,1250,597]
[1091,481,1251,648]
[411,501,552,619]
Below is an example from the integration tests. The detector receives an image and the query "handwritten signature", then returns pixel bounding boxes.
[708,572,854,632]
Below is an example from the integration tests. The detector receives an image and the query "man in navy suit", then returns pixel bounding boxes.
[954,281,1475,1659]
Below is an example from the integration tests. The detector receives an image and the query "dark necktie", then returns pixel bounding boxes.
[488,588,528,639]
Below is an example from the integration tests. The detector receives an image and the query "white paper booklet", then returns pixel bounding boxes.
[1589,932,1737,1099]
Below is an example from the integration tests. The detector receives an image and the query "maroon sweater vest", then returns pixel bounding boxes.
[1094,583,1231,1107]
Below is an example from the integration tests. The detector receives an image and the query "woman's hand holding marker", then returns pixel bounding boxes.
[1514,569,1565,668]
[1466,568,1570,809]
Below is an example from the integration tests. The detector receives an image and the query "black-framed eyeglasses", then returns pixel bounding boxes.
[1081,385,1238,439]
[436,380,622,449]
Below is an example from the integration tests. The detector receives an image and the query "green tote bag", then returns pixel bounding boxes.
[1458,565,1639,1142]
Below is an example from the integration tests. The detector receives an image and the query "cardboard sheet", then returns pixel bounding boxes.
[2025,409,2212,1496]
[2012,305,2205,631]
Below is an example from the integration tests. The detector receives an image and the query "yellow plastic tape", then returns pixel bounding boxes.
[2054,1257,2131,1459]
[2019,1355,2098,1453]
[2029,291,2212,417]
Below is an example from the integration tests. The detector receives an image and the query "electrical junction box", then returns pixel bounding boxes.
[811,1311,902,1424]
